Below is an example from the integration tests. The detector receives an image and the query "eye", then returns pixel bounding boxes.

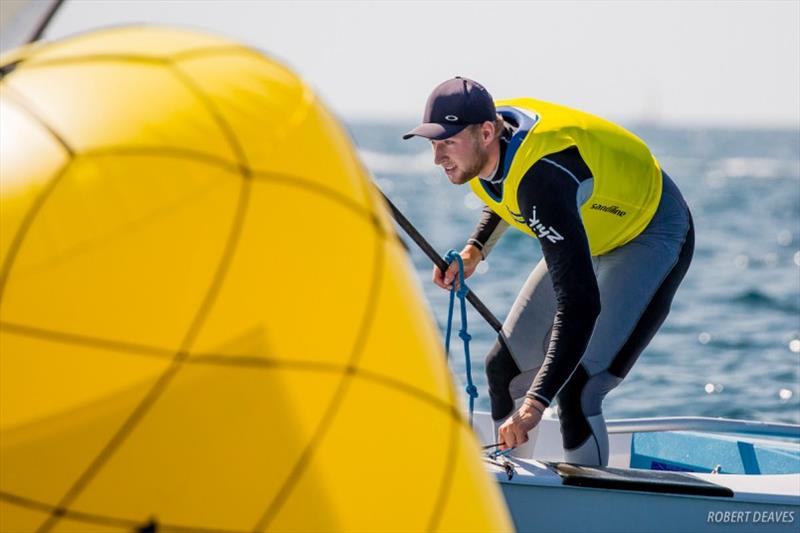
[444,140,455,145]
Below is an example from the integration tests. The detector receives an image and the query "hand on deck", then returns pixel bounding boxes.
[498,398,545,450]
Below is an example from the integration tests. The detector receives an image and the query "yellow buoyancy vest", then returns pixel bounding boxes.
[469,98,662,255]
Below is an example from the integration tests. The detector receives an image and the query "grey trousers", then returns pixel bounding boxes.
[500,172,694,465]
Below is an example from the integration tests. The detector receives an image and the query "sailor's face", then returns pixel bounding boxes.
[431,126,484,185]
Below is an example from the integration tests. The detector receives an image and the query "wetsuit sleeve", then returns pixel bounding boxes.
[517,160,602,406]
[467,206,509,258]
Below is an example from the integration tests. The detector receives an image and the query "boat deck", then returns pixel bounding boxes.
[473,411,800,532]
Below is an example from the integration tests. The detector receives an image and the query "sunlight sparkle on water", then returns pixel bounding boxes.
[777,230,793,246]
[734,255,749,269]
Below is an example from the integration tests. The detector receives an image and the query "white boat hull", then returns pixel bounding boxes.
[473,412,800,532]
[497,460,798,533]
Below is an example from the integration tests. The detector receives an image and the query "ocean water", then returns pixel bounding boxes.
[347,121,800,425]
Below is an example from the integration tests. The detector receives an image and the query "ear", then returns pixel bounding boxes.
[480,121,495,145]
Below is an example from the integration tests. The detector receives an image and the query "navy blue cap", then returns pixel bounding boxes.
[403,77,496,140]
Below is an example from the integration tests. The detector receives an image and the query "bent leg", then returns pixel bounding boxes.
[485,257,559,422]
[559,175,694,465]
[501,257,558,375]
[484,257,563,460]
[485,336,521,421]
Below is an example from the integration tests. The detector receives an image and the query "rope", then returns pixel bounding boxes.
[443,250,479,427]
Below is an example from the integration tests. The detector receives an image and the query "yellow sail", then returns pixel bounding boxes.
[0,26,511,533]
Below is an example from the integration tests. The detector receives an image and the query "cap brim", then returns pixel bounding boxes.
[402,122,468,140]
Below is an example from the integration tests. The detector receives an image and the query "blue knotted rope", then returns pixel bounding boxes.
[443,249,479,427]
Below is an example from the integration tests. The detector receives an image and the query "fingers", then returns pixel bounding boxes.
[432,263,461,290]
[498,419,531,450]
[498,422,515,450]
[443,263,459,288]
[432,266,447,289]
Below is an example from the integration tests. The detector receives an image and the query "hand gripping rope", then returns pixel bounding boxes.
[443,250,479,427]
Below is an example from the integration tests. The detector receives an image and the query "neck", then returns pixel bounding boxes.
[477,137,502,180]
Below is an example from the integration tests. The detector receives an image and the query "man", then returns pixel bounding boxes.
[402,77,694,466]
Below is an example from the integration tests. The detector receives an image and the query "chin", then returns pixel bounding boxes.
[445,171,467,185]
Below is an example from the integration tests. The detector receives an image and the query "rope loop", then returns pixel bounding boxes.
[443,249,478,427]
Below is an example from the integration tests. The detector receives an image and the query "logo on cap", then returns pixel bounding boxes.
[444,115,459,122]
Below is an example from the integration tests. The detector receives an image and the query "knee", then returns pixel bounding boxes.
[485,337,521,421]
[485,337,520,392]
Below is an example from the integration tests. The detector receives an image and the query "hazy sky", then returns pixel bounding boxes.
[38,0,800,127]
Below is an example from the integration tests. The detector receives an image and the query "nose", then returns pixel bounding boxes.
[433,143,447,165]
